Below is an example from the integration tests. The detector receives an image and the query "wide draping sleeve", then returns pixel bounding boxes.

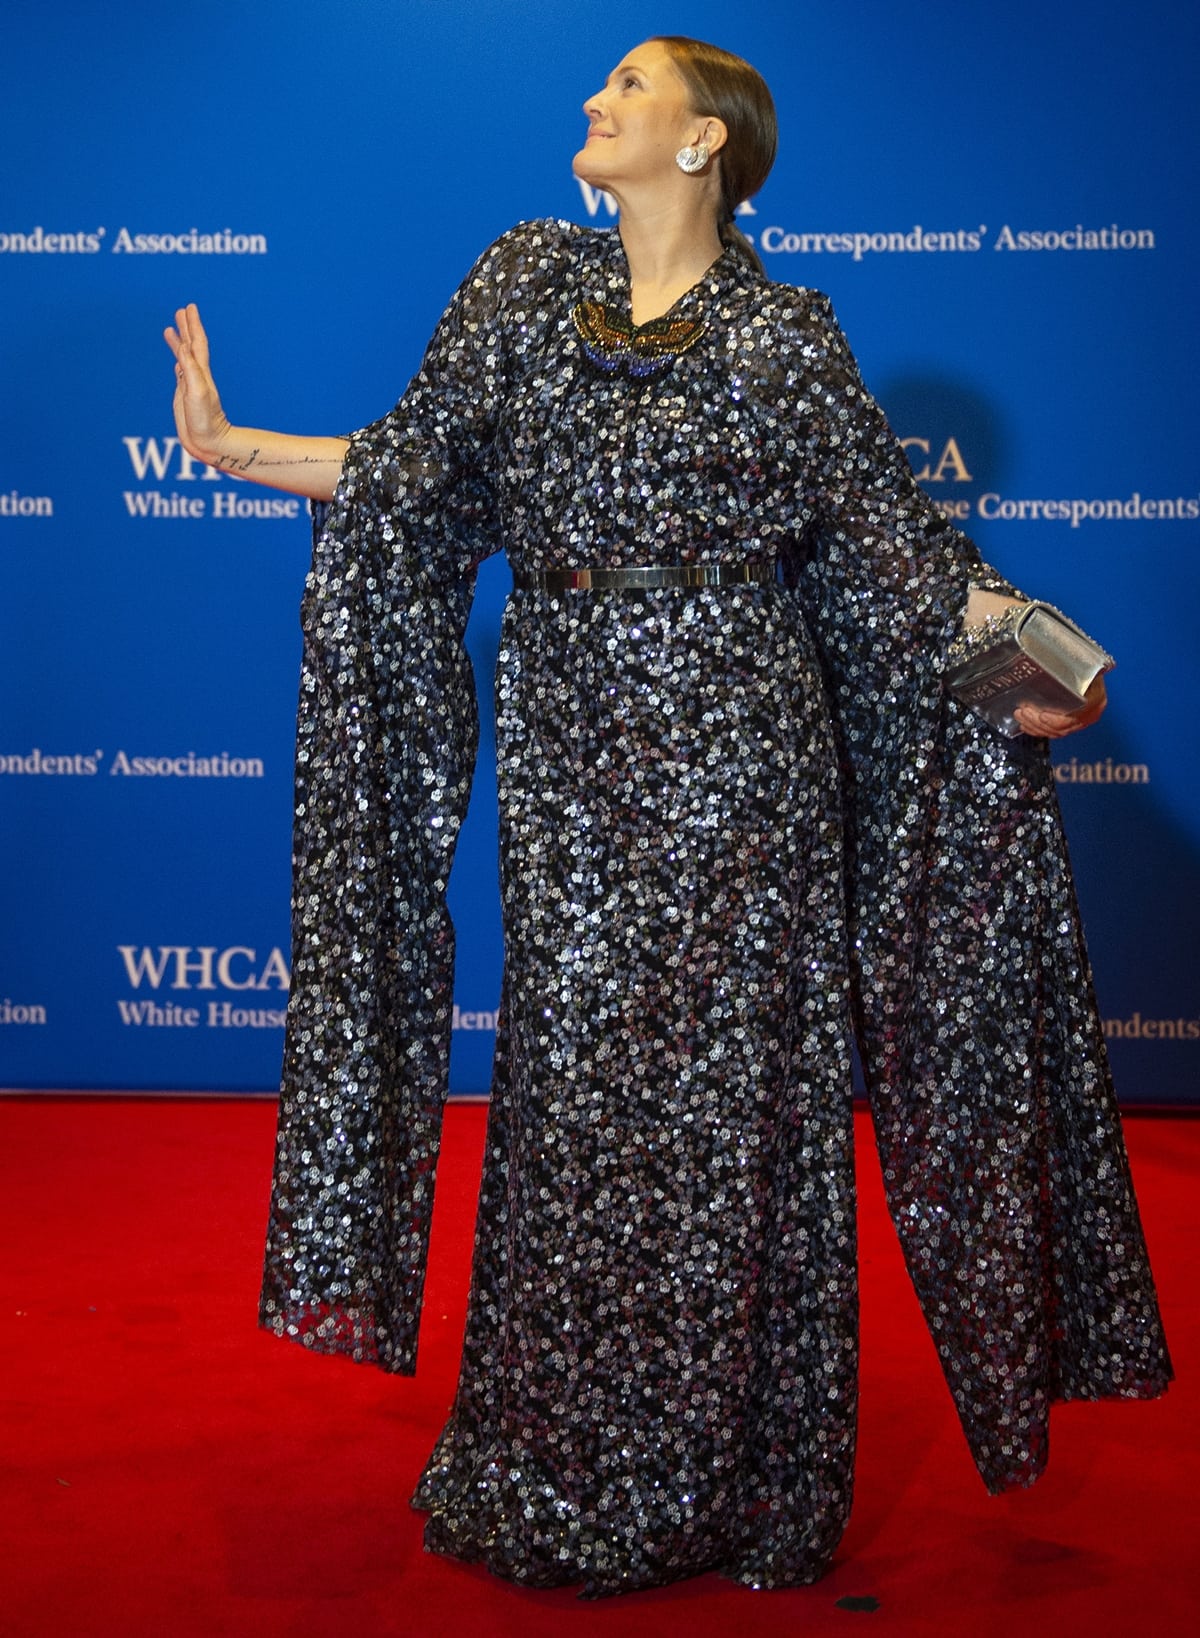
[787,296,1172,1492]
[259,229,528,1371]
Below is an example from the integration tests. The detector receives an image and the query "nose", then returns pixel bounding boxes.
[582,87,606,120]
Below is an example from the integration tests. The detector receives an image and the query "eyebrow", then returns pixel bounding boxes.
[607,61,646,83]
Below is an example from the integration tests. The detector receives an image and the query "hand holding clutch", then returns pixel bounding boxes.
[1013,672,1107,739]
[947,600,1114,739]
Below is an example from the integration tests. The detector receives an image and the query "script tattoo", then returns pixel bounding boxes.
[214,448,261,473]
[213,449,329,473]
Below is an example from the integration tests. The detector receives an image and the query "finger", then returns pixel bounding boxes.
[1016,708,1095,739]
[169,334,199,387]
[167,323,212,395]
[172,306,197,365]
[1013,707,1070,737]
[182,302,212,370]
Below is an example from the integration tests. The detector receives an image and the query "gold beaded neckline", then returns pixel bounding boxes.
[572,300,707,380]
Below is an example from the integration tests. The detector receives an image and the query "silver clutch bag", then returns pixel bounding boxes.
[946,600,1114,738]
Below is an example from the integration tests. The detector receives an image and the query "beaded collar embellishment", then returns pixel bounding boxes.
[572,300,707,381]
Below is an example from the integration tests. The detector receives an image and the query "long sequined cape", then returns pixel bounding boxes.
[259,220,1171,1593]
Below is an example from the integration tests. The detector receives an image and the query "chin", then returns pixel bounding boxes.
[572,147,604,181]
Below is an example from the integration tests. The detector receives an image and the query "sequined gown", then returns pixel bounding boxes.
[259,220,1171,1594]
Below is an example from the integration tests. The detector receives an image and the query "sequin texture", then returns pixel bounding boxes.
[259,220,1172,1595]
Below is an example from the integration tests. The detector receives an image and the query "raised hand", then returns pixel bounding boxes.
[163,303,238,469]
[161,307,348,497]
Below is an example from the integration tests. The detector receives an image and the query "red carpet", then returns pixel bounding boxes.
[1,1098,1194,1637]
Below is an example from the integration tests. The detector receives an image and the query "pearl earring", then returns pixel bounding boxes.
[675,143,709,174]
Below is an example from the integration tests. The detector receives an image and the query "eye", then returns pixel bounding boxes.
[621,73,640,89]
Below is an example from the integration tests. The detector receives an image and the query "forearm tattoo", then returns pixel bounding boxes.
[212,448,333,474]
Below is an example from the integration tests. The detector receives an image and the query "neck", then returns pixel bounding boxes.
[613,193,726,325]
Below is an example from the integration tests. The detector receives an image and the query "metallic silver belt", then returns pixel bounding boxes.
[513,562,777,592]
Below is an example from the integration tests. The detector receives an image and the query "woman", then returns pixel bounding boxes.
[166,37,1169,1595]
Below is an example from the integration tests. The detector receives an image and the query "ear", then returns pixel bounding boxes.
[695,116,728,158]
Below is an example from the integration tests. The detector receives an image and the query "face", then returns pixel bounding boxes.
[573,41,700,190]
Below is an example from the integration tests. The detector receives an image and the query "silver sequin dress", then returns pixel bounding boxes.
[259,220,1171,1594]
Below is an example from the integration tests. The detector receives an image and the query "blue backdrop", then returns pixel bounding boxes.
[2,0,1197,1102]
